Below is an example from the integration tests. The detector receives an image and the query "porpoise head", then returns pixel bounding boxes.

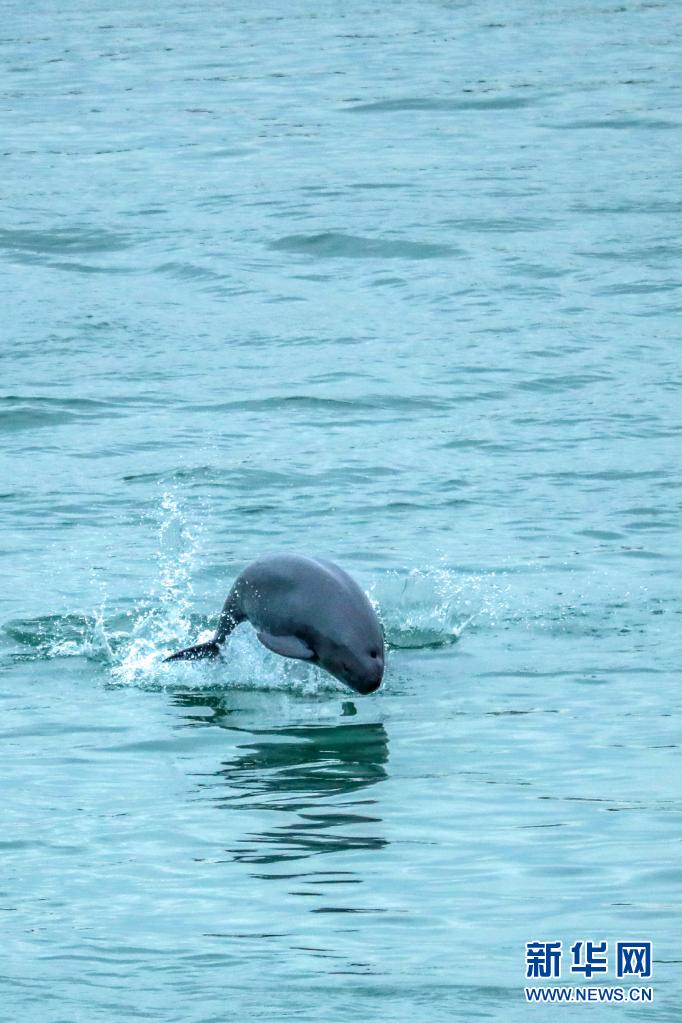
[314,623,385,695]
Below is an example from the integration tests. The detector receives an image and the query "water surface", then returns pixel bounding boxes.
[2,0,681,1019]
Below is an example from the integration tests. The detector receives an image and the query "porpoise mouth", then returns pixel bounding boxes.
[328,661,383,695]
[346,673,382,695]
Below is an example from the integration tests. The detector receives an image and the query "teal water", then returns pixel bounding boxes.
[2,1,681,1019]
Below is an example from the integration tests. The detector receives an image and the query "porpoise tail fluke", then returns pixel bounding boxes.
[164,640,221,662]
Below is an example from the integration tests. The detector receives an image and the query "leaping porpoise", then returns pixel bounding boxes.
[164,553,385,695]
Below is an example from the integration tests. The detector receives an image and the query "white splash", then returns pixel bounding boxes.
[375,565,512,649]
[112,491,203,684]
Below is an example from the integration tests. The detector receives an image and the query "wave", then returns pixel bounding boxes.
[344,95,533,114]
[269,232,455,260]
[0,395,124,432]
[0,226,130,256]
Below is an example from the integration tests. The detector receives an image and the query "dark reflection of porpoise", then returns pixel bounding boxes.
[172,693,389,866]
[220,721,389,864]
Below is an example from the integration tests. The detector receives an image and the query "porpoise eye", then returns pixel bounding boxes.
[370,650,378,658]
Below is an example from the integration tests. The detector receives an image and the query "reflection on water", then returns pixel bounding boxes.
[173,692,389,867]
[220,722,389,864]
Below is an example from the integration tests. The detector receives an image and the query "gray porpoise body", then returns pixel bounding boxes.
[165,553,385,695]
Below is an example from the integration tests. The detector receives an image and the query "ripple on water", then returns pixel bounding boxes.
[0,396,124,432]
[269,232,456,260]
[344,94,535,113]
[0,226,131,255]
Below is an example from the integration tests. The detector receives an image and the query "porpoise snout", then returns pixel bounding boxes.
[348,662,383,695]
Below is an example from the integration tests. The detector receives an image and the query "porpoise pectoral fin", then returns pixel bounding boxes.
[257,631,316,661]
